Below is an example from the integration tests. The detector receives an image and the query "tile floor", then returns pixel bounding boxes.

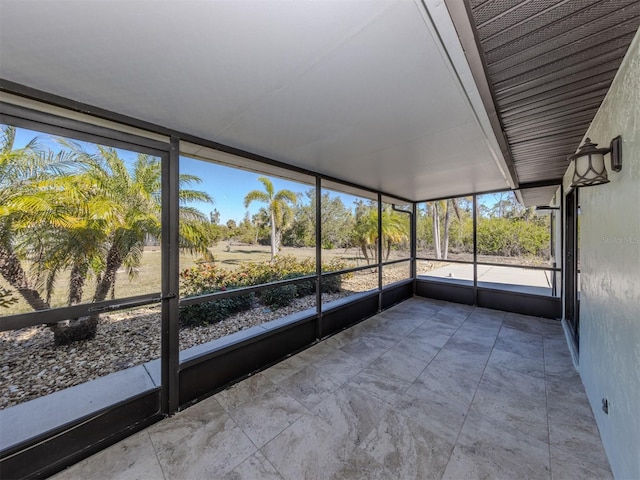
[52,297,613,480]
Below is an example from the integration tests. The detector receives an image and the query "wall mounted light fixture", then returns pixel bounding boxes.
[569,136,622,187]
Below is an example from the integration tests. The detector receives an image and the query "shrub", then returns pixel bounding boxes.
[179,287,254,328]
[178,255,354,320]
[261,283,298,308]
[477,218,549,259]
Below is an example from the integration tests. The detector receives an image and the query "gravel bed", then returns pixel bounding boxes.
[0,267,410,410]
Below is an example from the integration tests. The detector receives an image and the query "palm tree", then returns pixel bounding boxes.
[352,206,378,264]
[381,208,409,261]
[32,166,122,307]
[0,125,74,313]
[51,147,214,344]
[2,130,214,344]
[244,177,297,260]
[59,147,212,306]
[352,205,409,263]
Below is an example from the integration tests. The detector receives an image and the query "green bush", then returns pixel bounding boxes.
[179,287,254,328]
[477,218,549,258]
[178,255,353,321]
[261,283,298,308]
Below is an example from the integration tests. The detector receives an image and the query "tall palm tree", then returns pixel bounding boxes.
[0,125,74,312]
[244,177,297,260]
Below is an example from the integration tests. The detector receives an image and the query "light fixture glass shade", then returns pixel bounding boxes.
[569,138,610,187]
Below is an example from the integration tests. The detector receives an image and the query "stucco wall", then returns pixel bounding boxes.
[562,29,640,480]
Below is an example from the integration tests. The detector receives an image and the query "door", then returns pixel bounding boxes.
[564,189,580,350]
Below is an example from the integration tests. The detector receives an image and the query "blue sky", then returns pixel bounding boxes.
[8,125,514,222]
[180,157,316,224]
[8,125,368,224]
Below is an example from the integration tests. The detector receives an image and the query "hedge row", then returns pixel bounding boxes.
[179,255,351,327]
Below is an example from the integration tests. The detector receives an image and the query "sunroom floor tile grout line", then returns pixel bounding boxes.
[439,306,503,480]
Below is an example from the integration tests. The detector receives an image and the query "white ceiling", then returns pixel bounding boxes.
[0,0,514,201]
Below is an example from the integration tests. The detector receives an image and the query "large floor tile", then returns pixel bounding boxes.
[338,334,397,363]
[471,365,548,442]
[312,383,391,446]
[331,447,388,480]
[359,410,455,480]
[487,347,545,378]
[429,347,489,379]
[221,451,284,480]
[550,445,613,480]
[262,353,311,384]
[295,341,339,364]
[261,414,356,480]
[409,323,457,349]
[548,409,610,470]
[394,336,441,363]
[313,348,367,384]
[412,318,458,337]
[545,372,593,417]
[277,364,344,409]
[347,368,412,406]
[366,345,430,383]
[215,371,278,410]
[229,387,309,448]
[495,327,544,359]
[146,395,227,443]
[442,333,495,356]
[416,356,483,409]
[430,309,469,327]
[455,315,502,337]
[51,430,164,480]
[395,379,469,443]
[543,335,577,377]
[442,409,551,480]
[149,403,256,479]
[503,313,562,336]
[366,315,424,338]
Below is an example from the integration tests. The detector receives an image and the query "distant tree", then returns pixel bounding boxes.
[244,177,297,260]
[209,209,220,225]
[431,202,442,259]
[235,211,259,244]
[284,190,355,249]
[321,193,354,249]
